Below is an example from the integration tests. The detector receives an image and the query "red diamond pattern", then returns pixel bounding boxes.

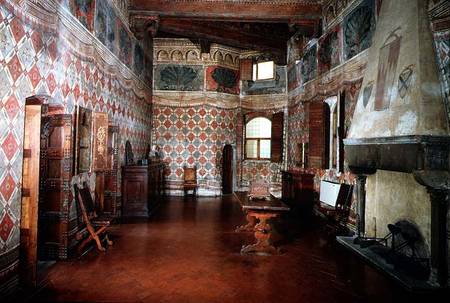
[62,52,72,68]
[4,95,20,120]
[0,173,16,202]
[46,73,57,94]
[0,212,14,242]
[175,120,183,129]
[1,132,19,161]
[28,65,41,88]
[187,108,195,116]
[85,66,91,80]
[175,108,184,116]
[163,108,172,116]
[61,80,70,97]
[9,17,26,43]
[163,120,172,128]
[47,41,58,62]
[30,31,43,53]
[75,59,83,74]
[7,55,23,83]
[73,84,81,100]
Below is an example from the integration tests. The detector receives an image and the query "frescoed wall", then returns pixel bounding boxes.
[286,0,377,230]
[153,39,288,194]
[286,0,450,233]
[153,39,241,195]
[0,0,152,294]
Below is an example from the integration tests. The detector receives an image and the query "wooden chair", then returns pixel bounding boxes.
[183,165,198,197]
[74,181,113,253]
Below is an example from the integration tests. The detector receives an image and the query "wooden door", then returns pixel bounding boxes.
[38,113,73,260]
[222,144,233,194]
[20,100,42,287]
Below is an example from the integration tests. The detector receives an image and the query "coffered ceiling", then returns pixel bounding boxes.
[130,0,323,64]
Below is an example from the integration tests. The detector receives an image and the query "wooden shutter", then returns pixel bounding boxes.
[271,112,284,162]
[308,102,329,168]
[240,59,253,81]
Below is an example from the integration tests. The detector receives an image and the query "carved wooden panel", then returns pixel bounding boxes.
[92,112,109,171]
[104,125,119,217]
[75,106,92,174]
[39,112,73,260]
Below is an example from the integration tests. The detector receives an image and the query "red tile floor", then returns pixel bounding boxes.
[21,196,448,302]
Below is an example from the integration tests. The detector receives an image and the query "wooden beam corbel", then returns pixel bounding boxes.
[131,15,160,39]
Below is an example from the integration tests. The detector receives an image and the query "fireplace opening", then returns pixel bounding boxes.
[358,220,431,281]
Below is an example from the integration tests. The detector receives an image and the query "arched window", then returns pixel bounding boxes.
[245,117,272,160]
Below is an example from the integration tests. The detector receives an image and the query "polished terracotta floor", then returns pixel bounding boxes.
[19,195,446,302]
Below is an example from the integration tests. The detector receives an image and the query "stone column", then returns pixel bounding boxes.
[355,174,368,238]
[428,188,449,287]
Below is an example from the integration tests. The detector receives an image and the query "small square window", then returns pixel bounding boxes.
[252,61,274,81]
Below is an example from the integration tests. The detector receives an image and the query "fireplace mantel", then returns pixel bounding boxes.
[344,135,450,175]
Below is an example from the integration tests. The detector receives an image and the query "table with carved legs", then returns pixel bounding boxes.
[234,192,290,255]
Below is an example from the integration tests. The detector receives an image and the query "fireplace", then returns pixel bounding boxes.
[338,0,450,290]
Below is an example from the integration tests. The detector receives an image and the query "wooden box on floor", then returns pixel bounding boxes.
[122,161,165,218]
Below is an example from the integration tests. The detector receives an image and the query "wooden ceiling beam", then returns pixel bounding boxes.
[130,0,322,22]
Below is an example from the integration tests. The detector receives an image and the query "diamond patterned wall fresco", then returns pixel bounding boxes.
[0,2,151,292]
[154,105,237,194]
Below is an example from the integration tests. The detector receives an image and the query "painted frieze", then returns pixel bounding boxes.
[118,20,132,67]
[206,66,240,94]
[154,64,204,91]
[318,25,341,74]
[343,0,376,60]
[95,0,117,55]
[301,43,317,84]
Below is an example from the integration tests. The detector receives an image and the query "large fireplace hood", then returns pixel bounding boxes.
[342,0,450,288]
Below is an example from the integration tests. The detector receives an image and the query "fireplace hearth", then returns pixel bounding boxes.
[351,220,431,281]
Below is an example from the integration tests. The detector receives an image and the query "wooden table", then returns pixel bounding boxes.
[234,192,290,255]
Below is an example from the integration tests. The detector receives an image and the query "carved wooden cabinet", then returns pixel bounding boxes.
[281,171,315,220]
[122,161,165,218]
